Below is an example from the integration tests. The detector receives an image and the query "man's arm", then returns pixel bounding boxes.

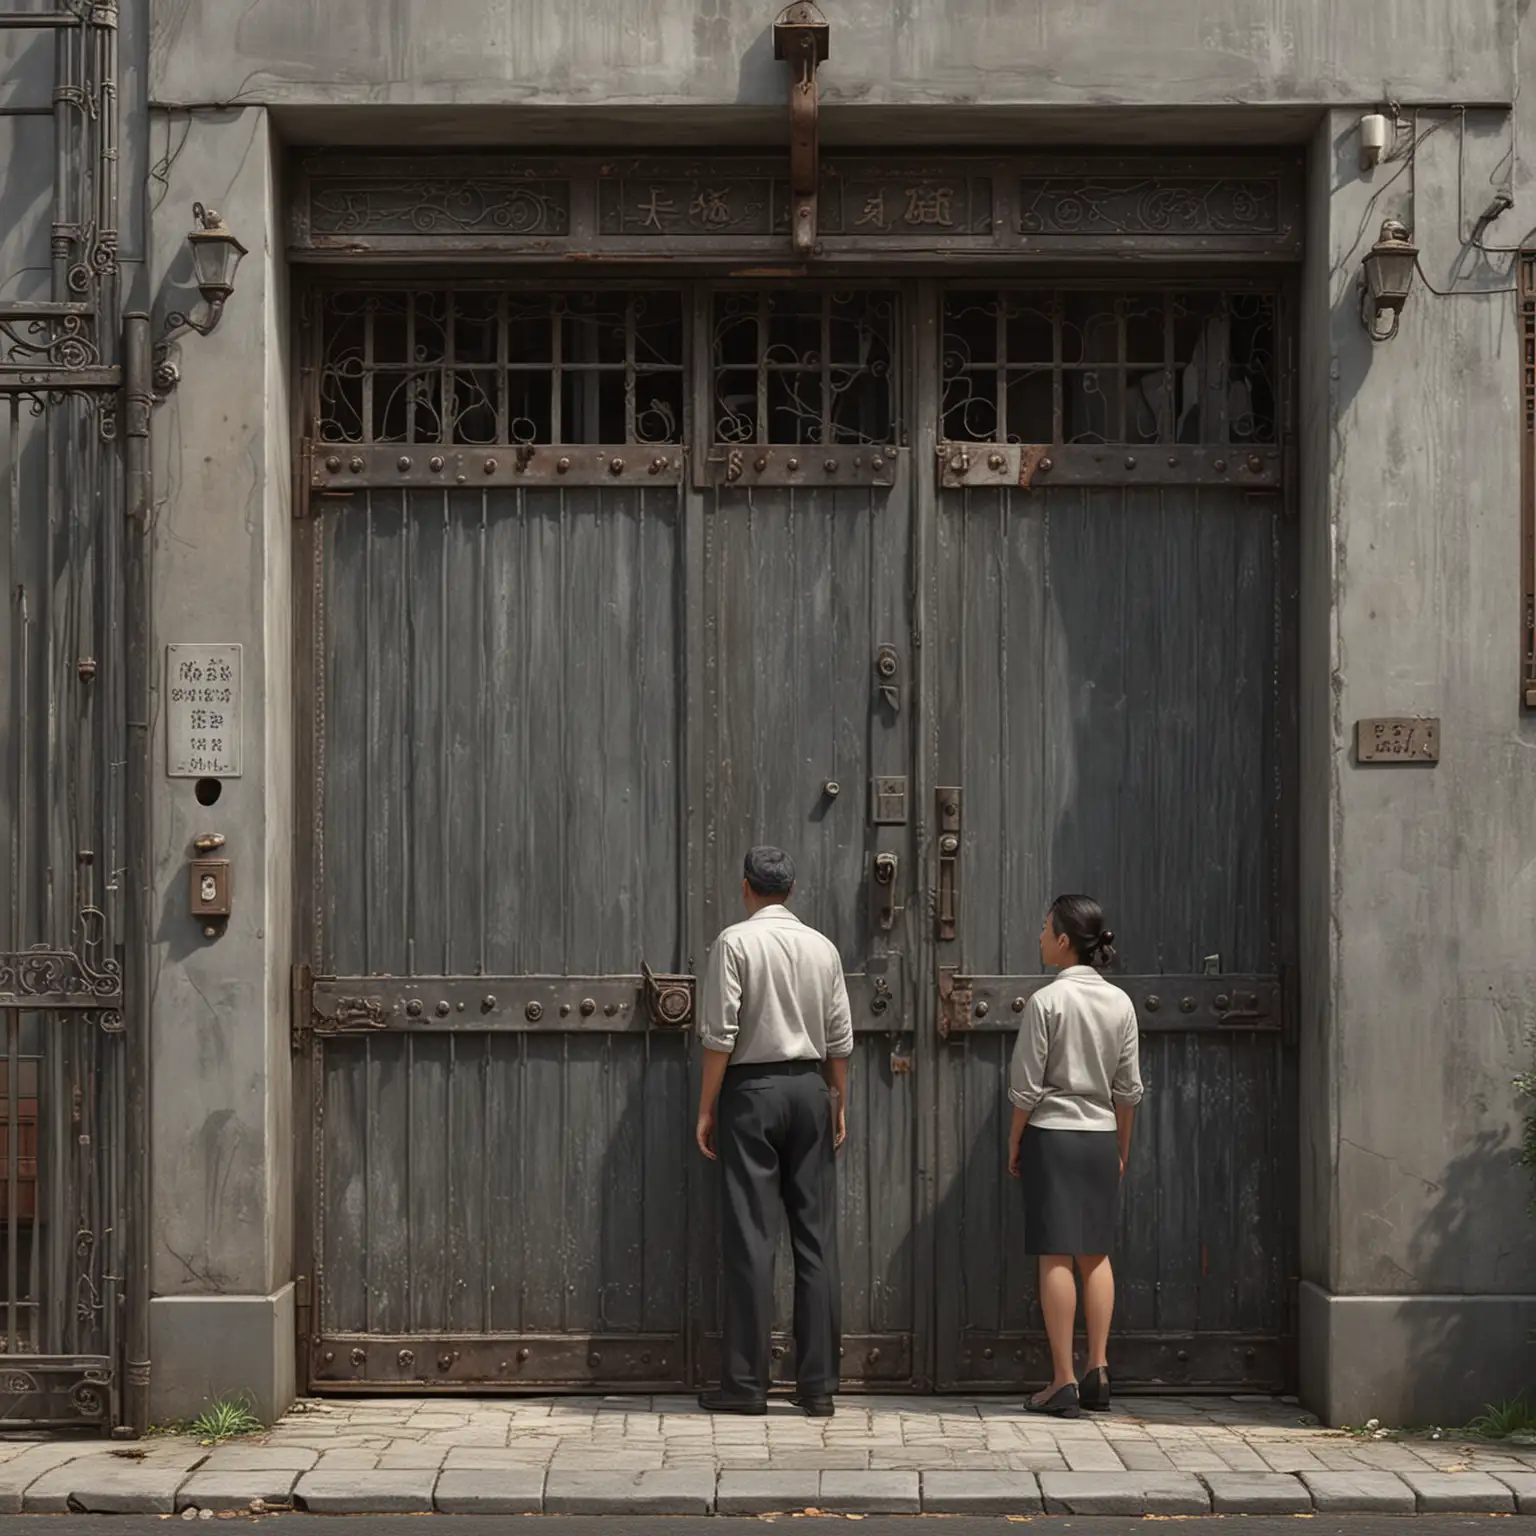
[823,1055,848,1149]
[696,1046,731,1160]
[696,939,741,1159]
[822,964,853,1149]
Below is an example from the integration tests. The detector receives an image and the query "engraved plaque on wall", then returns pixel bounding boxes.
[167,644,242,778]
[1356,716,1440,764]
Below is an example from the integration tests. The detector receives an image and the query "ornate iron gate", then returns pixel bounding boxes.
[0,0,139,1430]
[290,157,1299,1396]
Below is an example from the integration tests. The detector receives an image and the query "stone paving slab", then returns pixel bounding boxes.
[716,1470,821,1513]
[920,1470,1042,1513]
[1401,1470,1515,1512]
[433,1468,546,1513]
[1495,1472,1536,1513]
[544,1469,715,1514]
[0,1443,119,1514]
[25,1447,209,1514]
[1302,1469,1417,1513]
[197,1446,319,1472]
[1039,1469,1210,1514]
[176,1470,301,1512]
[1203,1471,1313,1513]
[818,1470,921,1513]
[292,1468,436,1513]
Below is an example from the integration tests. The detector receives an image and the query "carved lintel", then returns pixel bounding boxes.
[773,3,829,258]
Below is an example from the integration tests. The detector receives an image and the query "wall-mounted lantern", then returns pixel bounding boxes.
[1360,219,1417,342]
[153,202,248,397]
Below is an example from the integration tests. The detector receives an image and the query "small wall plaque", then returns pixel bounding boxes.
[166,643,243,777]
[1356,716,1439,764]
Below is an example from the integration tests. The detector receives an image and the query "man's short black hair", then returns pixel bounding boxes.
[744,846,795,897]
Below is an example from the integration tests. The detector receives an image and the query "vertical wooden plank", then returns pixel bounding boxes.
[520,1035,567,1330]
[562,1036,607,1330]
[408,1033,450,1330]
[445,1032,487,1333]
[486,1033,525,1333]
[364,1034,410,1334]
[481,488,525,975]
[523,489,567,973]
[642,1035,689,1333]
[407,497,447,976]
[319,1042,368,1332]
[599,1037,646,1332]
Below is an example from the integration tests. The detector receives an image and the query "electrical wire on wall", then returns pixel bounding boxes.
[1406,104,1518,297]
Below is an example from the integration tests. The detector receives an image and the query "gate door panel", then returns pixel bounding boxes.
[300,287,695,1391]
[694,288,919,1387]
[931,286,1296,1391]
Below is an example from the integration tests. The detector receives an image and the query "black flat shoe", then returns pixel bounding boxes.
[1078,1365,1111,1412]
[791,1394,835,1418]
[1025,1382,1081,1419]
[697,1390,767,1415]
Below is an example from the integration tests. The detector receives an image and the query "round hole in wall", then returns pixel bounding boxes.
[194,777,222,807]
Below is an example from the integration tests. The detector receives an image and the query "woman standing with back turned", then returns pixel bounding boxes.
[1007,895,1143,1418]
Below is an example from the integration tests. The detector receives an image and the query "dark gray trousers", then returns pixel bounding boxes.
[718,1060,841,1400]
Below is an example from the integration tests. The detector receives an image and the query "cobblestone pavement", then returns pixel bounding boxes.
[5,1396,1536,1514]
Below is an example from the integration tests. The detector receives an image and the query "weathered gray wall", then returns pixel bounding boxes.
[1298,102,1536,1425]
[146,104,294,1423]
[147,0,1513,111]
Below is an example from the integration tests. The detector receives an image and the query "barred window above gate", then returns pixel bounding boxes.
[940,288,1278,448]
[313,288,686,446]
[711,290,899,447]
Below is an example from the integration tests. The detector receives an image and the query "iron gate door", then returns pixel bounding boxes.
[929,284,1297,1391]
[297,287,700,1392]
[692,288,919,1387]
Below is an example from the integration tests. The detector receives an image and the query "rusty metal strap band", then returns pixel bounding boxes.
[310,442,683,494]
[944,973,1281,1035]
[938,443,1282,491]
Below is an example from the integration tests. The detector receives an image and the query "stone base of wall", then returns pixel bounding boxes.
[1300,1280,1536,1428]
[148,1285,295,1426]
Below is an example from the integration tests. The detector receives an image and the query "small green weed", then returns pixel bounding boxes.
[187,1395,263,1443]
[1467,1397,1536,1440]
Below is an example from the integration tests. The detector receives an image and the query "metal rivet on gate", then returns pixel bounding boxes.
[755,456,768,472]
[399,1349,414,1367]
[429,455,445,472]
[652,457,669,474]
[557,457,570,473]
[868,1348,880,1363]
[350,456,364,473]
[853,456,862,470]
[436,1000,450,1016]
[1125,455,1136,470]
[641,1352,651,1364]
[580,998,596,1016]
[974,1000,989,1018]
[983,1348,994,1360]
[1214,458,1228,473]
[1012,996,1026,1012]
[406,999,423,1017]
[456,473,466,484]
[325,455,341,472]
[484,458,497,473]
[1246,1347,1257,1359]
[1215,994,1230,1011]
[456,1000,465,1011]
[560,1004,571,1016]
[1168,455,1179,467]
[397,456,412,472]
[1014,1350,1023,1362]
[824,780,841,799]
[1180,996,1196,1013]
[482,995,496,1011]
[351,1348,365,1366]
[518,1348,530,1363]
[588,1352,601,1366]
[526,1001,543,1021]
[439,1353,453,1370]
[605,1003,618,1017]
[1038,456,1053,473]
[1177,1349,1189,1362]
[610,457,625,475]
[872,455,884,471]
[988,452,1006,470]
[1248,454,1263,473]
[786,457,799,471]
[324,1350,334,1363]
[1145,995,1160,1012]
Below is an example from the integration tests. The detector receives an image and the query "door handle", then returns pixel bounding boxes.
[936,787,961,941]
[871,850,900,932]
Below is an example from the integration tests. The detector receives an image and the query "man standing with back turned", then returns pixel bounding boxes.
[696,846,852,1418]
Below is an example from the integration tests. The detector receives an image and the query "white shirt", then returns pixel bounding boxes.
[698,905,854,1065]
[1008,965,1144,1131]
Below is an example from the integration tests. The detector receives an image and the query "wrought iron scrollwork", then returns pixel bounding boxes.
[0,946,122,1009]
[0,313,102,373]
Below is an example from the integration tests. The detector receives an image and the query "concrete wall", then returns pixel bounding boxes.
[146,105,294,1424]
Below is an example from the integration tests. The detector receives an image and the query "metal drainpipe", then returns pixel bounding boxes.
[119,311,152,1436]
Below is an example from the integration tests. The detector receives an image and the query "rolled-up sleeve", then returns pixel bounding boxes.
[1008,996,1051,1111]
[698,936,741,1054]
[824,963,853,1059]
[1112,1009,1144,1106]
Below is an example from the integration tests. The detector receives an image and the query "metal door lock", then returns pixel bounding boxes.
[189,832,231,937]
[871,850,900,931]
[936,788,962,941]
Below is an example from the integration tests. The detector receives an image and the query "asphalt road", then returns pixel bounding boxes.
[0,1519,1513,1533]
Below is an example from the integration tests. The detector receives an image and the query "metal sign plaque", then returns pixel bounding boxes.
[1356,716,1440,764]
[166,643,242,777]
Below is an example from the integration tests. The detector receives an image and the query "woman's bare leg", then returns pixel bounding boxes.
[1031,1255,1078,1402]
[1076,1254,1114,1370]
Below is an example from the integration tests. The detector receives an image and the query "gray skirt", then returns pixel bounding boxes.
[1021,1124,1120,1256]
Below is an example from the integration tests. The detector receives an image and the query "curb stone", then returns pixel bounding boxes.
[544,1470,714,1515]
[292,1468,436,1513]
[433,1469,546,1514]
[176,1471,301,1512]
[715,1471,821,1514]
[1301,1470,1416,1514]
[23,1450,210,1515]
[921,1470,1043,1514]
[1400,1471,1515,1513]
[1202,1472,1312,1514]
[1039,1470,1210,1514]
[818,1471,921,1513]
[1495,1473,1536,1514]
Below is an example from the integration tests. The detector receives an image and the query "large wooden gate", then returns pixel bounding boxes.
[291,153,1298,1397]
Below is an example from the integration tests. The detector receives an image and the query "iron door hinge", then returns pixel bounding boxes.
[938,965,973,1039]
[291,962,313,1051]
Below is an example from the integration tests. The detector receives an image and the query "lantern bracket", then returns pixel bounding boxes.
[153,202,249,398]
[773,2,829,259]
